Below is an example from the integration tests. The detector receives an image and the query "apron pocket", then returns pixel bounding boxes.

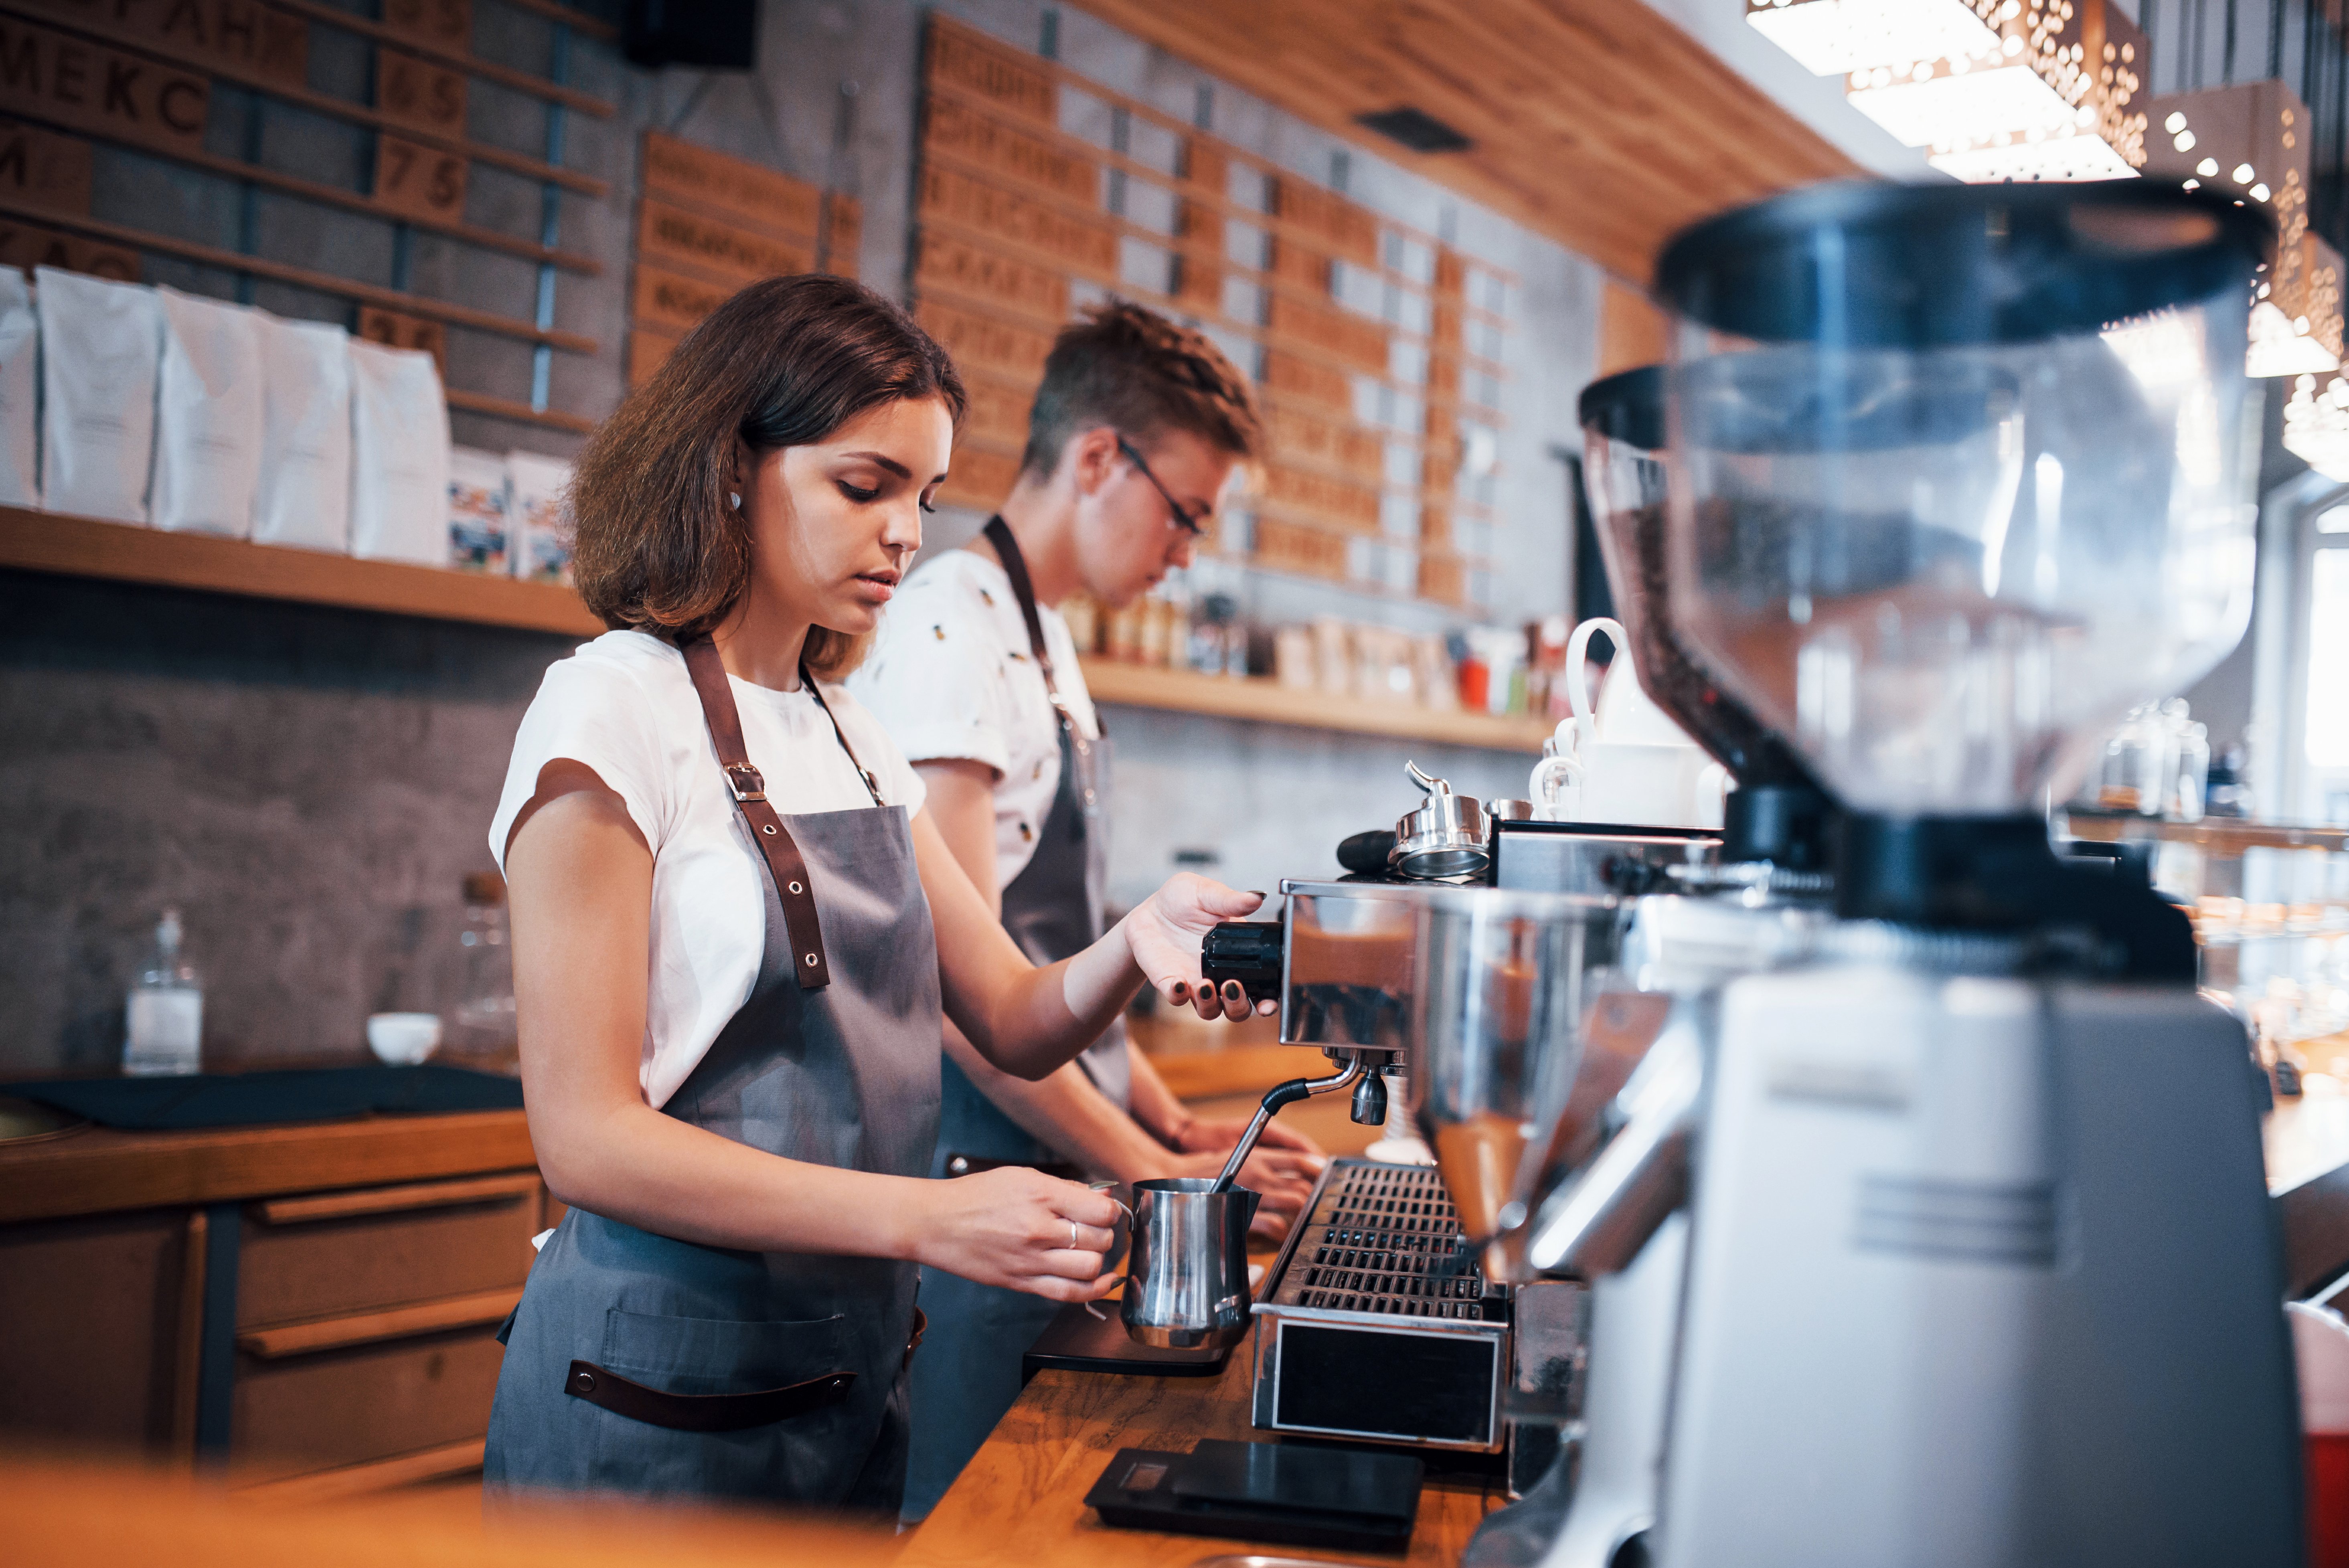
[585,1309,854,1501]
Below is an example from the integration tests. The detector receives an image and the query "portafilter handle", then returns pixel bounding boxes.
[1200,920,1283,1007]
[1209,1056,1368,1194]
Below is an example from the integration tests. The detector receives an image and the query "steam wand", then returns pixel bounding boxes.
[1208,1056,1370,1194]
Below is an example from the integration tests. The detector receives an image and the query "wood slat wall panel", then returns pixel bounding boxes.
[928,18,1513,282]
[1064,0,1861,283]
[622,132,860,382]
[1600,280,1671,381]
[915,15,1505,607]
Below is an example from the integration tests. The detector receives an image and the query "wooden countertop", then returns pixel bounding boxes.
[899,1340,1501,1567]
[899,1074,1458,1566]
[0,1109,537,1224]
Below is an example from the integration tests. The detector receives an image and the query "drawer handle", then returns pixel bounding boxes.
[237,1287,524,1360]
[255,1172,540,1226]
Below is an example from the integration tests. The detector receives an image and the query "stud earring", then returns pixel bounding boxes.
[729,491,742,510]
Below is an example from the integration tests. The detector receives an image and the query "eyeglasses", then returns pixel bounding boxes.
[1117,435,1212,538]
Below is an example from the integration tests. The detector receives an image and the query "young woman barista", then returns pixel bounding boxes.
[481,276,1266,1512]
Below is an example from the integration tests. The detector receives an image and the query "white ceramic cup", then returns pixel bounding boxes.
[367,1012,443,1066]
[1533,740,1730,829]
[1563,617,1694,752]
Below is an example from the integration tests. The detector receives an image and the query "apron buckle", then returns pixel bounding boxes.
[724,763,767,803]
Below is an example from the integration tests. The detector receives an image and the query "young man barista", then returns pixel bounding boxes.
[855,302,1326,1520]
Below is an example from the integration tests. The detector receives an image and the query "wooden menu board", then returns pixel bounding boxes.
[911,15,1513,607]
[626,131,861,388]
[0,2,605,435]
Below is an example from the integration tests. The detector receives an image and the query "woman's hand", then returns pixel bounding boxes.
[1124,874,1276,1021]
[913,1166,1124,1301]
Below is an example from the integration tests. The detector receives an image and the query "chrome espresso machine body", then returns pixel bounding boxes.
[1199,770,1718,1475]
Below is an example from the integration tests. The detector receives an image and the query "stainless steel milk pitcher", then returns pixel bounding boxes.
[1121,1177,1260,1349]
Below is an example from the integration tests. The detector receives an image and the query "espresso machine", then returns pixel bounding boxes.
[1197,747,1716,1475]
[1623,182,2296,1567]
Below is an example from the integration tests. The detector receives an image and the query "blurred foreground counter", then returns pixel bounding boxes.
[0,1078,546,1501]
[6,1452,897,1568]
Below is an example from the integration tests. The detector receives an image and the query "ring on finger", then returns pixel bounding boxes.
[1068,1219,1078,1250]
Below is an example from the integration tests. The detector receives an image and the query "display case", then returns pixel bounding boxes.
[2062,811,2349,1058]
[2062,807,2349,1285]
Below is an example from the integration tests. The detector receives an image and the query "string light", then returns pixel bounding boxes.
[1746,0,2146,182]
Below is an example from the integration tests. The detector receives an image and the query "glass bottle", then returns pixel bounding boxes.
[124,908,202,1077]
[453,872,516,1054]
[2173,720,2211,821]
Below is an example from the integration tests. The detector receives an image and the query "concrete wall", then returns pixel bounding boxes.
[0,0,1596,1075]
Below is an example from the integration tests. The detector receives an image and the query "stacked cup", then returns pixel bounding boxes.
[1531,617,1729,831]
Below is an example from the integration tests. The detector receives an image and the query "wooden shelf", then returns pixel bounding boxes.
[0,506,601,637]
[1079,656,1555,754]
[0,507,1552,753]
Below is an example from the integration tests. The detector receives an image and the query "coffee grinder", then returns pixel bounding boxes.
[1635,181,2295,1566]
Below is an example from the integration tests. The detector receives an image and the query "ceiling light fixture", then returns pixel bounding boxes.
[2285,373,2349,479]
[1355,106,1473,154]
[2145,82,2337,378]
[1747,0,2148,182]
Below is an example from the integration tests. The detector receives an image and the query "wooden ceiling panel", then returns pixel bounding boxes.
[1071,0,1861,281]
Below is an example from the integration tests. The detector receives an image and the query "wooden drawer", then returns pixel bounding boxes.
[229,1323,506,1485]
[238,1172,540,1328]
[0,1209,200,1454]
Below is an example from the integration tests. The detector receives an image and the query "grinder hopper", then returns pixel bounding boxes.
[1580,366,1832,867]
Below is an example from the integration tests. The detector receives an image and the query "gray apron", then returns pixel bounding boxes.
[486,652,940,1512]
[903,520,1131,1521]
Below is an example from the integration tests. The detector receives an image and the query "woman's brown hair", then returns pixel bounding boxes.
[570,274,966,678]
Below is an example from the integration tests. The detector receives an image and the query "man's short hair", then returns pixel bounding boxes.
[1020,300,1264,478]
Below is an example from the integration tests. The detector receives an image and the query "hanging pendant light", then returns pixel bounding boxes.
[1747,0,2149,182]
[2143,80,2341,376]
[2284,372,2349,479]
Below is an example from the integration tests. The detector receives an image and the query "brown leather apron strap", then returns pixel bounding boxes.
[677,635,834,989]
[563,1359,854,1432]
[983,516,1058,693]
[983,516,1104,740]
[943,1151,1084,1182]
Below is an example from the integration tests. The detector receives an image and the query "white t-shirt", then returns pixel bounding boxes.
[488,630,928,1110]
[850,548,1100,887]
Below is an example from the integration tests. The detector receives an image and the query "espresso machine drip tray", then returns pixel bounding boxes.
[1271,1161,1494,1320]
[1251,1158,1512,1454]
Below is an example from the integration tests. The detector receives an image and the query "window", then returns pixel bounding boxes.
[2307,549,2349,768]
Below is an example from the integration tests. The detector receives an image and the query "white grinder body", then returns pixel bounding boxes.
[1656,958,2299,1568]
